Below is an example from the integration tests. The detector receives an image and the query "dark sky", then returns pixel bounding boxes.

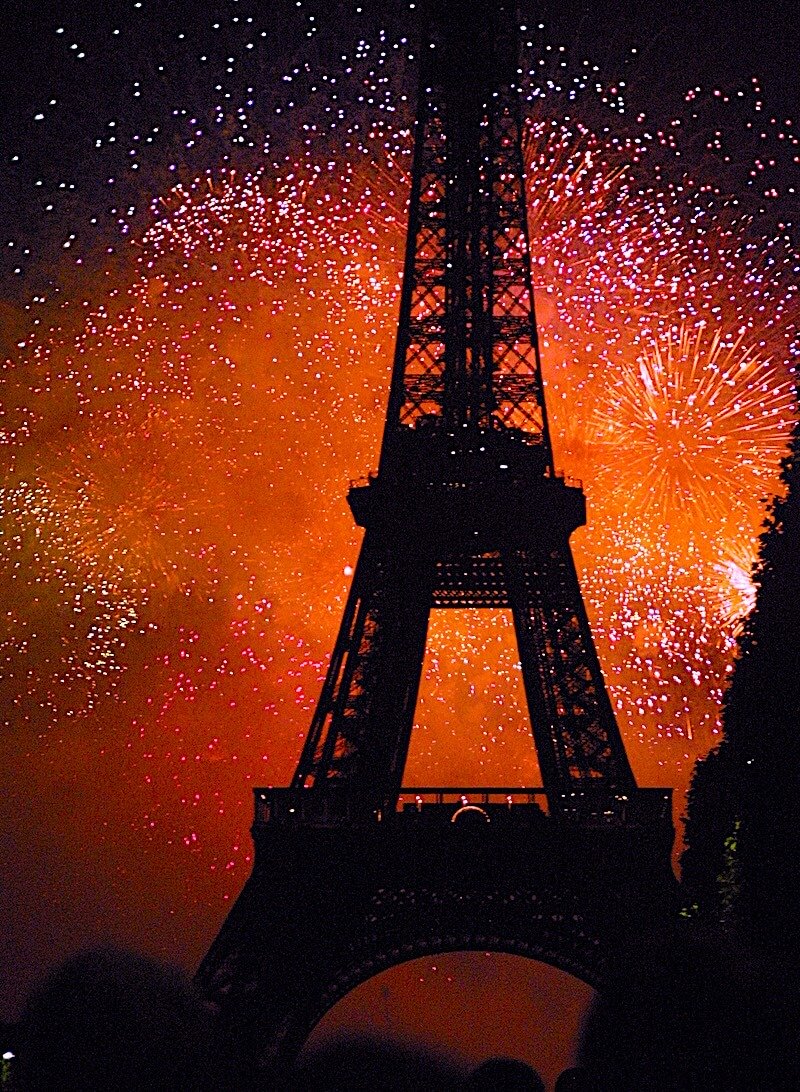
[1,0,797,1035]
[2,0,797,292]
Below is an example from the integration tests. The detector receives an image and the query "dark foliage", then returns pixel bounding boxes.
[681,400,800,946]
[579,924,796,1090]
[680,742,739,920]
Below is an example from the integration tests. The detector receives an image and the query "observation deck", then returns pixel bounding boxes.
[348,426,586,546]
[247,786,677,919]
[253,785,673,831]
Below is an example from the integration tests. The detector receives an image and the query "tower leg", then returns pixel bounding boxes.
[293,531,433,808]
[504,547,636,808]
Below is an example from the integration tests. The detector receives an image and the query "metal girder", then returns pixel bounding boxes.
[291,0,636,813]
[292,539,635,812]
[380,15,553,462]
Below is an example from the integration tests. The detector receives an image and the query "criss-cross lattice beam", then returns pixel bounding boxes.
[380,8,554,469]
[292,534,433,807]
[503,547,636,792]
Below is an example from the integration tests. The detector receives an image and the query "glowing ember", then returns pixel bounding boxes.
[0,2,797,1012]
[591,325,794,530]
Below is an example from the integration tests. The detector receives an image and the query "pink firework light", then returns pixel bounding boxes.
[1,37,796,806]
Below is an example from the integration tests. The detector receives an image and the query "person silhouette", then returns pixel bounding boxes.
[554,1066,598,1091]
[462,1056,545,1091]
[17,947,219,1092]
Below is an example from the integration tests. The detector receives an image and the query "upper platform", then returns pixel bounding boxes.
[350,424,585,548]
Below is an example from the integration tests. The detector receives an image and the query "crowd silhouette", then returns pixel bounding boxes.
[9,929,797,1091]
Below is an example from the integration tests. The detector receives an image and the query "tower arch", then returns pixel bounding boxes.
[197,5,677,1086]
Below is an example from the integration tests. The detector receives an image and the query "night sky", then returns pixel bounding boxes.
[1,0,798,1049]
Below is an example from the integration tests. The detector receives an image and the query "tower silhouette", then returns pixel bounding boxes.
[199,4,675,1083]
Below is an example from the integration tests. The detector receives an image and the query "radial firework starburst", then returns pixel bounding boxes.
[45,406,223,595]
[590,324,795,533]
[0,8,796,820]
[710,540,759,630]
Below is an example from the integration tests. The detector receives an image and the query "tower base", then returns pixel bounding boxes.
[198,788,676,1088]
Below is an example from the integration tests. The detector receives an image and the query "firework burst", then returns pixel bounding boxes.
[710,539,760,630]
[0,5,797,854]
[44,406,225,595]
[590,324,795,533]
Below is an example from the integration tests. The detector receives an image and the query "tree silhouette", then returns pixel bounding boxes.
[681,742,739,921]
[682,396,800,949]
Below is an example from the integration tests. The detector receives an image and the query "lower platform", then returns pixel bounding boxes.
[197,787,677,1088]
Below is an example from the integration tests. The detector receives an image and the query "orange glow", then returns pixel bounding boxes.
[298,952,596,1091]
[1,33,796,1018]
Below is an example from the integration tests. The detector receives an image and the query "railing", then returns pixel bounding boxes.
[253,788,377,828]
[348,472,583,491]
[253,786,672,830]
[555,787,673,826]
[396,786,548,809]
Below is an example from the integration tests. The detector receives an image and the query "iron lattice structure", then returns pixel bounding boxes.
[198,5,674,1084]
[290,2,635,813]
[384,10,551,442]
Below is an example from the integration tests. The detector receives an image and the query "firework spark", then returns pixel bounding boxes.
[590,325,795,531]
[1,2,798,1013]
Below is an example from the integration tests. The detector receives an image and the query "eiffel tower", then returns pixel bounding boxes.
[198,3,676,1083]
